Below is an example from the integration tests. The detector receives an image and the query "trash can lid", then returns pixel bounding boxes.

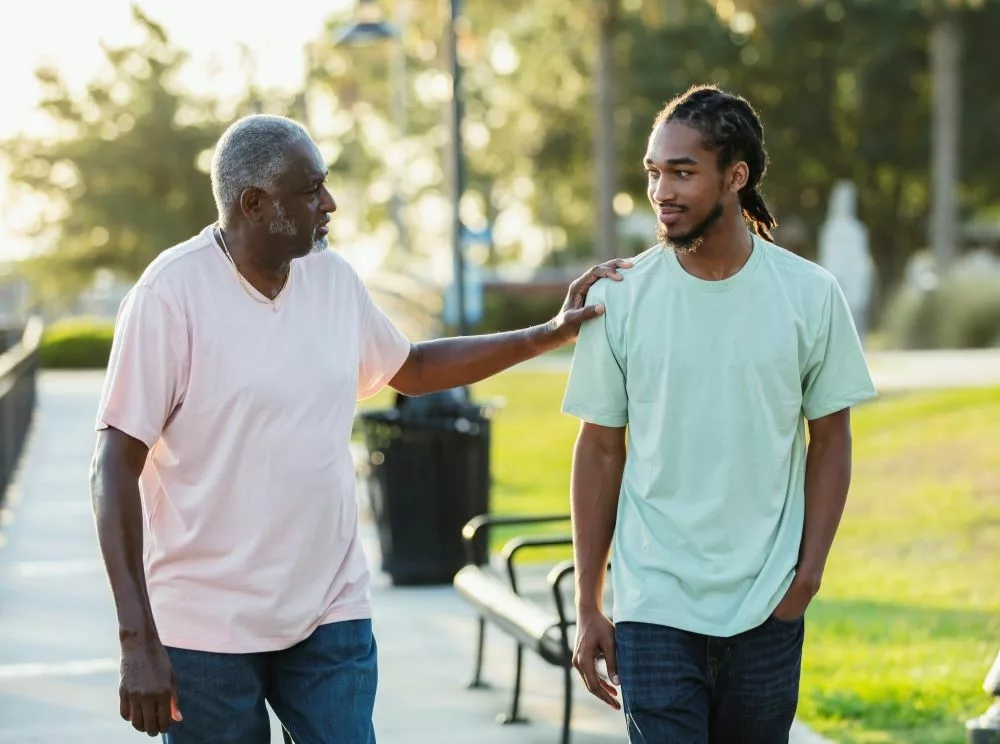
[395,386,474,418]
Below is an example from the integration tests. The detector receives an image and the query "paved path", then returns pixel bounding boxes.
[10,356,988,742]
[0,373,624,743]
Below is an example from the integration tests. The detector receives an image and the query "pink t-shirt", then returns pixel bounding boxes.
[96,225,411,653]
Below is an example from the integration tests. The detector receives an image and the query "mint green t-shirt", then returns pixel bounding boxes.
[562,235,877,637]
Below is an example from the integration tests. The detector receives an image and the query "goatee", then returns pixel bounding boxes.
[658,202,724,254]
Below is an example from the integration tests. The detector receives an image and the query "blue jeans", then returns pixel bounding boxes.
[615,617,804,744]
[162,619,377,744]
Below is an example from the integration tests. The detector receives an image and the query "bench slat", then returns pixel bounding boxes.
[454,566,569,665]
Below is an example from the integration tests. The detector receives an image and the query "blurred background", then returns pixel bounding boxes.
[2,0,1000,347]
[0,2,998,744]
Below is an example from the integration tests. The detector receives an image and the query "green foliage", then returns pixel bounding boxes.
[615,0,1000,298]
[310,0,1000,299]
[38,317,115,369]
[2,7,224,306]
[6,0,1000,323]
[883,268,1000,349]
[473,287,566,334]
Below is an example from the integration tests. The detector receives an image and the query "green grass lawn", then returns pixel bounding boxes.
[362,371,1000,743]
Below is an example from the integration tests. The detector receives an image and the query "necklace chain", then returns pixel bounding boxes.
[217,229,290,307]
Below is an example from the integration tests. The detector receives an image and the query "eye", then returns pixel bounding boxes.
[676,171,692,179]
[645,169,658,179]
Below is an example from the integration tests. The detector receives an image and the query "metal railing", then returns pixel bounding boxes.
[0,316,42,503]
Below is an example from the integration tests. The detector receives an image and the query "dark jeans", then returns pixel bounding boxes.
[162,618,377,744]
[615,616,804,744]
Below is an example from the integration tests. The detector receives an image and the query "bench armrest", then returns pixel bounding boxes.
[500,535,574,593]
[460,513,570,565]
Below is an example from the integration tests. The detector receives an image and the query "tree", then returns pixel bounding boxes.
[1,7,224,305]
[311,0,1000,302]
[614,0,1000,300]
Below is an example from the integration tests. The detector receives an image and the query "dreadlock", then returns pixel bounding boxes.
[654,85,778,243]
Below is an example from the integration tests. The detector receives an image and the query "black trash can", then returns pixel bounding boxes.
[357,387,494,586]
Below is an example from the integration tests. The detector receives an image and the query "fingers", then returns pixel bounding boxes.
[569,257,634,296]
[592,258,634,282]
[573,649,621,710]
[604,641,621,687]
[156,695,173,733]
[127,694,174,736]
[584,660,621,709]
[171,690,183,722]
[130,698,145,733]
[563,257,633,314]
[119,690,131,721]
[141,697,159,735]
[564,305,606,325]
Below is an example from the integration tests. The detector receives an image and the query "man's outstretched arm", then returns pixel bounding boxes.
[570,421,627,710]
[389,259,631,396]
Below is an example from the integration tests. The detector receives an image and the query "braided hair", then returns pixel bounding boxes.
[655,86,778,242]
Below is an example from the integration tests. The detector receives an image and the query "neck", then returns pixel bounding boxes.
[675,212,754,281]
[217,224,290,295]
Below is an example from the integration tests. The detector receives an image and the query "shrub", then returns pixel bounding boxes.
[473,287,566,335]
[38,317,115,369]
[882,262,1000,349]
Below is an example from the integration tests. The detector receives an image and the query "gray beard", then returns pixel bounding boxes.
[268,202,298,237]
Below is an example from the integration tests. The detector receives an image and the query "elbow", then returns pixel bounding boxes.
[810,427,851,460]
[391,375,426,398]
[390,345,432,397]
[90,430,143,520]
[576,423,628,469]
[393,378,427,398]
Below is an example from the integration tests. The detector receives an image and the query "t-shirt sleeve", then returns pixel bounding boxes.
[561,283,628,427]
[95,286,189,448]
[354,273,412,401]
[801,277,878,421]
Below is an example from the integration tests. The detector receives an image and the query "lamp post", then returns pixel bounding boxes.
[334,0,468,336]
[331,0,399,45]
[446,0,468,336]
[332,0,413,253]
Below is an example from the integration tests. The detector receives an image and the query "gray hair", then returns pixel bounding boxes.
[210,115,313,226]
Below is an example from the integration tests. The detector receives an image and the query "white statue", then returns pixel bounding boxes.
[818,181,876,339]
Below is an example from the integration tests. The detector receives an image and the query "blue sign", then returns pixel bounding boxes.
[442,260,484,326]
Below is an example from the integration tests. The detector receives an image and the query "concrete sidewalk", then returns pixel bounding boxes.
[0,372,625,743]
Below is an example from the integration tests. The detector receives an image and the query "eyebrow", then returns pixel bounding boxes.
[644,156,699,167]
[304,171,329,187]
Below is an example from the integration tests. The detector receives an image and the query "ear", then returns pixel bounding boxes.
[240,187,271,226]
[727,161,750,194]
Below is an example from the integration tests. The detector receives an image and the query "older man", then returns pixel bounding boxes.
[91,114,629,743]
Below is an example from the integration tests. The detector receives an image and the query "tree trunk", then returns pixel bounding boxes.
[594,0,619,262]
[929,11,961,269]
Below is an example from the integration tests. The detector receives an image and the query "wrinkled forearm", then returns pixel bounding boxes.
[91,435,159,647]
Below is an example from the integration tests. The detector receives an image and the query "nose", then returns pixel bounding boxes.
[650,174,675,205]
[320,185,337,215]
